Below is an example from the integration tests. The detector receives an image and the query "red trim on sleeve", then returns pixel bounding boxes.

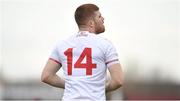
[105,59,119,65]
[49,58,62,65]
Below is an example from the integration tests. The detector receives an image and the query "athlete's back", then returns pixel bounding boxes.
[50,31,119,100]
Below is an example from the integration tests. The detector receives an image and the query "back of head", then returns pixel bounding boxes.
[74,4,99,26]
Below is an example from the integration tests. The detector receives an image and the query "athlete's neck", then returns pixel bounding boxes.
[79,25,96,34]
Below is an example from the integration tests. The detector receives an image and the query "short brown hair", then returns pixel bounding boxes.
[75,4,99,26]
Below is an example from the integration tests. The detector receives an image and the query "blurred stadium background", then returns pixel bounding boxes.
[0,0,179,100]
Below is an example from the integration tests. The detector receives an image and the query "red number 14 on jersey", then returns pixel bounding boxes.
[64,48,96,75]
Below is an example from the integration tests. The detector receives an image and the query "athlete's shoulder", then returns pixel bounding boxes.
[95,35,113,45]
[54,34,78,49]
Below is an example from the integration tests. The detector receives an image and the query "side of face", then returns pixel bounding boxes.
[93,11,105,34]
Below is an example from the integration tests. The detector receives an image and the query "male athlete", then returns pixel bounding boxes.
[41,3,123,101]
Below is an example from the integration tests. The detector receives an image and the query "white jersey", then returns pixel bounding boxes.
[49,31,119,101]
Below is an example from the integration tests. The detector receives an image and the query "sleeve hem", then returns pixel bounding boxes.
[105,59,119,65]
[49,58,62,65]
[106,59,119,68]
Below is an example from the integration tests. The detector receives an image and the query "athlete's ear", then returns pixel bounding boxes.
[88,19,95,28]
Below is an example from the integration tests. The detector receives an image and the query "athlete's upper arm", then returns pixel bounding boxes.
[41,59,62,81]
[108,63,123,85]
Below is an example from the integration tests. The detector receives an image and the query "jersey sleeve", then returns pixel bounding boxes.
[49,45,62,65]
[105,42,119,68]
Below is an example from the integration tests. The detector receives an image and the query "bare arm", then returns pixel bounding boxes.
[41,59,65,89]
[106,63,123,92]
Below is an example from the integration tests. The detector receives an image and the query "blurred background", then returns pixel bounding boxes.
[0,0,179,100]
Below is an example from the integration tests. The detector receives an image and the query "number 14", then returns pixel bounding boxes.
[64,48,96,75]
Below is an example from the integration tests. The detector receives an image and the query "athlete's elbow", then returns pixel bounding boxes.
[41,73,51,83]
[116,78,123,88]
[117,81,123,88]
